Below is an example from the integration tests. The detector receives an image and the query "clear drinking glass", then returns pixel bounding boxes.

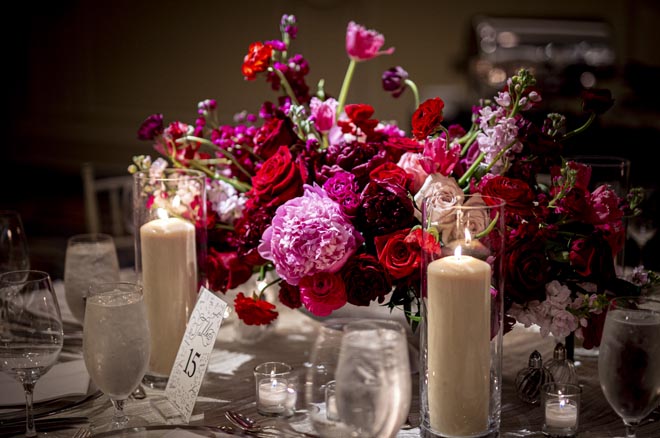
[598,296,660,438]
[64,233,120,324]
[334,319,411,438]
[0,210,30,273]
[83,282,150,431]
[0,270,63,437]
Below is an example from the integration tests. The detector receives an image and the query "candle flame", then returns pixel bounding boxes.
[156,208,169,220]
[454,245,462,259]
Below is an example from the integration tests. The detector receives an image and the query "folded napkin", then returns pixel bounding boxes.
[0,359,90,407]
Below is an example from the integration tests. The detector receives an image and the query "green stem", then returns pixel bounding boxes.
[404,79,420,110]
[189,160,251,192]
[458,151,486,187]
[336,59,357,118]
[182,135,253,180]
[562,113,596,141]
[460,131,479,156]
[269,67,300,107]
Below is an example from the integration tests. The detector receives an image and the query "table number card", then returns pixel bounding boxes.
[165,286,229,422]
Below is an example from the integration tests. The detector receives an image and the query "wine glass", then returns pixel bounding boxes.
[64,233,120,324]
[334,319,411,438]
[598,296,660,438]
[0,270,63,437]
[0,210,30,273]
[82,282,150,431]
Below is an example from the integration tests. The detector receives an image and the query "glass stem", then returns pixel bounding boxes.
[110,398,128,428]
[23,381,36,437]
[624,420,639,438]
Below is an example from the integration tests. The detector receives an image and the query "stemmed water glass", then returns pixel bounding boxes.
[64,233,120,324]
[82,282,150,431]
[598,296,660,438]
[0,210,30,273]
[334,319,411,438]
[0,270,64,437]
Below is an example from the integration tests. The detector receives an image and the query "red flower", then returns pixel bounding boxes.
[581,88,614,115]
[253,116,298,159]
[234,292,278,325]
[480,176,535,219]
[250,146,303,208]
[341,254,391,306]
[504,238,551,305]
[369,162,412,189]
[411,97,444,140]
[206,249,254,293]
[242,42,273,81]
[278,282,302,309]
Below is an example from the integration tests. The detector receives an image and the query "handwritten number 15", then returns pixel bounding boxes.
[184,348,201,377]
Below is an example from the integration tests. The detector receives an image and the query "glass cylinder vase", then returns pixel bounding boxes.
[133,168,207,388]
[420,194,505,438]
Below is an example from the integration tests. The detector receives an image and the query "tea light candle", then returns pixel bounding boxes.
[258,380,288,412]
[426,246,491,436]
[545,399,578,428]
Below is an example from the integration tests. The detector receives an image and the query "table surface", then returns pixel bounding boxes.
[3,282,660,438]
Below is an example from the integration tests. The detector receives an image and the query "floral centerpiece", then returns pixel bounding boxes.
[131,14,657,346]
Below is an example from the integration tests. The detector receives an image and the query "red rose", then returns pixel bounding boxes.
[569,235,616,281]
[206,248,254,293]
[581,88,614,115]
[369,162,412,189]
[375,228,417,280]
[341,254,391,306]
[250,146,303,208]
[411,97,444,140]
[481,176,535,218]
[242,42,273,80]
[253,116,298,159]
[504,239,551,305]
[278,282,302,309]
[234,292,278,325]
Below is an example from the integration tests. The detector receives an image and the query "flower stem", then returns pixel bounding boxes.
[404,79,420,109]
[269,67,300,107]
[336,59,357,118]
[562,113,596,141]
[183,135,253,180]
[458,151,486,187]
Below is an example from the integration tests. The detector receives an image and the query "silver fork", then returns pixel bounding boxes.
[73,426,92,438]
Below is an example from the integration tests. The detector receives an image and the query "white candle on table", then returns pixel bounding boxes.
[545,399,578,428]
[258,380,288,412]
[140,214,197,376]
[426,247,491,436]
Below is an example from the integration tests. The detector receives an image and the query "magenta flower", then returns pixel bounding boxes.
[345,21,394,61]
[258,184,363,285]
[310,97,338,133]
[299,272,347,316]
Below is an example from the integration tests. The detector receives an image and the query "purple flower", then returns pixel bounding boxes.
[359,179,416,236]
[137,114,164,141]
[258,184,364,285]
[280,14,298,40]
[382,66,408,98]
[310,97,338,133]
[323,171,360,217]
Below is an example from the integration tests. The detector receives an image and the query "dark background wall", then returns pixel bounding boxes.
[3,0,659,277]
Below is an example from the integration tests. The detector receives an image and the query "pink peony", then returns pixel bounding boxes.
[258,184,363,285]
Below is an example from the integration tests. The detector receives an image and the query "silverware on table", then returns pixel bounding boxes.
[224,410,320,438]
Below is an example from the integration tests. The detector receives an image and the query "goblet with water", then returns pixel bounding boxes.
[82,282,150,431]
[64,233,120,324]
[334,319,411,438]
[598,296,660,438]
[0,270,63,437]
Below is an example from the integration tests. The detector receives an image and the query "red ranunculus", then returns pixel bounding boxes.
[253,116,298,159]
[341,254,391,306]
[242,42,273,81]
[250,146,303,208]
[278,282,302,309]
[234,292,278,325]
[411,97,444,140]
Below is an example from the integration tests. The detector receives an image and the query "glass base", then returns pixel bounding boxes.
[142,373,169,389]
[420,424,498,437]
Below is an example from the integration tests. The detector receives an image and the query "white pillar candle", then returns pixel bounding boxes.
[426,252,491,436]
[545,400,578,428]
[258,380,288,413]
[140,216,197,376]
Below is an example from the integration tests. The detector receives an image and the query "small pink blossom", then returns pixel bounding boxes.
[397,152,428,194]
[345,21,394,61]
[310,97,338,133]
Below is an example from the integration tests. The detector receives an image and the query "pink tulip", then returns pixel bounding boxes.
[345,21,394,61]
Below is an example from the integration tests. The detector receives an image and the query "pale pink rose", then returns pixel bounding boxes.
[397,152,428,194]
[413,173,463,223]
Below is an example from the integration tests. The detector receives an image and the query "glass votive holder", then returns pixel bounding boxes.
[254,361,296,417]
[325,380,339,421]
[542,383,581,437]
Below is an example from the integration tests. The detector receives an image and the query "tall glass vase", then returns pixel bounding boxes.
[133,168,207,388]
[420,194,505,438]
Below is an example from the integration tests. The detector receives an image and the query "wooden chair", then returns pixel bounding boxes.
[81,163,134,262]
